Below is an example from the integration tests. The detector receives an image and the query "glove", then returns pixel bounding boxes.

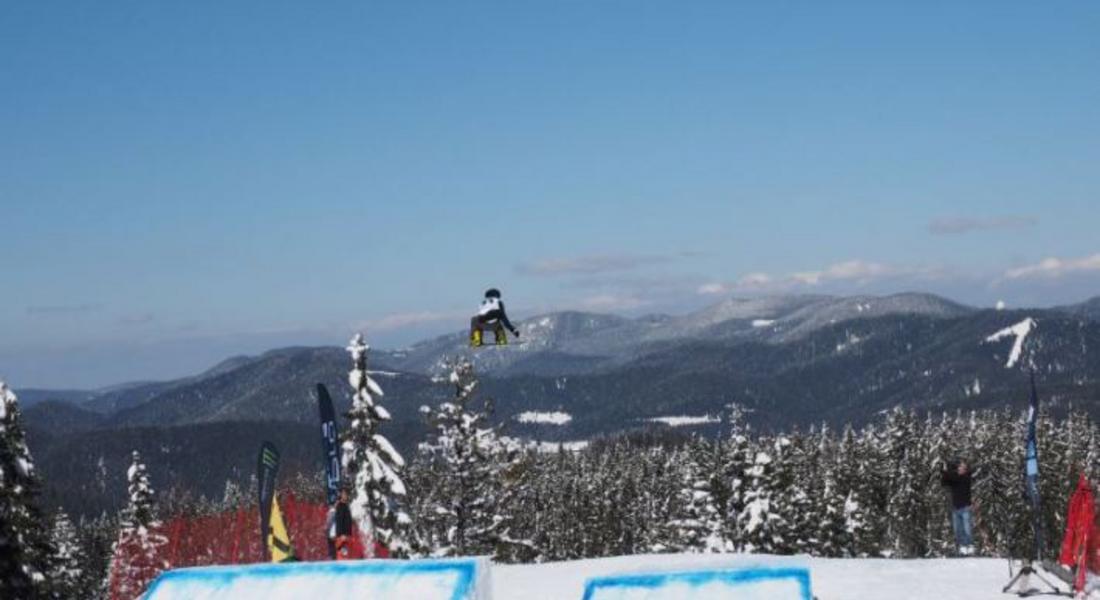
[513,329,521,338]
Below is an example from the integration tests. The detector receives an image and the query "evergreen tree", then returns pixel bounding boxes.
[47,509,82,599]
[108,451,166,600]
[417,358,517,558]
[0,381,50,598]
[663,440,723,553]
[342,333,411,557]
[738,437,788,553]
[721,405,754,551]
[777,432,816,555]
[77,513,117,600]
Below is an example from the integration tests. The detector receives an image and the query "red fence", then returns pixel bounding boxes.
[109,494,330,600]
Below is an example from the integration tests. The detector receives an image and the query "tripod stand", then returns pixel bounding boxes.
[1002,560,1071,597]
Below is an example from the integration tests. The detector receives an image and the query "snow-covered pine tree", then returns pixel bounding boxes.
[776,431,816,555]
[738,436,789,554]
[665,437,727,553]
[721,404,754,551]
[828,424,869,556]
[108,451,167,600]
[342,333,410,557]
[883,409,932,557]
[0,380,51,598]
[77,512,117,600]
[921,413,955,556]
[47,509,82,599]
[1037,403,1070,558]
[418,357,517,558]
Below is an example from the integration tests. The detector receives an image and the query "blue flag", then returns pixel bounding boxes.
[1025,371,1044,559]
[317,383,342,506]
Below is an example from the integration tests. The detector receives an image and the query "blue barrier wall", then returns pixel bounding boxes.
[144,557,491,600]
[583,566,813,600]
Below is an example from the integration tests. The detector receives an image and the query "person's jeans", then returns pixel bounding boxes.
[952,506,973,548]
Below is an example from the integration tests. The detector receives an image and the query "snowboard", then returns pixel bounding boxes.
[470,328,511,347]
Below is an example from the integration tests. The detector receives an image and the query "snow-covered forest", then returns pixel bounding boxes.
[404,394,1097,564]
[2,349,1098,598]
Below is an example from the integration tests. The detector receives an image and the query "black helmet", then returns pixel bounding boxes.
[485,288,501,299]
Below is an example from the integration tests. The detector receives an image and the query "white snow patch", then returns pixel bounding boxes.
[516,411,573,426]
[995,300,1006,311]
[647,415,722,427]
[751,319,776,328]
[964,378,982,397]
[985,317,1036,368]
[494,553,1043,600]
[532,440,588,453]
[835,331,863,353]
[502,436,588,453]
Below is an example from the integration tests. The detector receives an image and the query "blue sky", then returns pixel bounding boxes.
[2,2,1099,387]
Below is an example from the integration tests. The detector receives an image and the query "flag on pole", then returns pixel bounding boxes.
[1025,371,1044,560]
[317,383,342,506]
[257,441,280,561]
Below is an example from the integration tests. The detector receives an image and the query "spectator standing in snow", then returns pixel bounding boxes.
[325,504,337,559]
[941,459,979,555]
[333,487,354,559]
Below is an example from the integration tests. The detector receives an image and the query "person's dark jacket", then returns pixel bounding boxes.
[334,501,353,537]
[941,467,979,510]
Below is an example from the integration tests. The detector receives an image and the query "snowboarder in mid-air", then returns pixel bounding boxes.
[470,288,519,347]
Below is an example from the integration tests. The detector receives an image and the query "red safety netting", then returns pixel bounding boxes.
[109,494,332,600]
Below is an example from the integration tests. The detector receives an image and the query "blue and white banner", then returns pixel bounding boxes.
[317,383,342,506]
[1025,371,1044,559]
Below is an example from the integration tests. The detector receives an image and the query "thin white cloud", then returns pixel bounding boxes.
[1003,253,1100,280]
[26,303,102,316]
[118,313,155,325]
[699,260,941,295]
[928,215,1038,235]
[516,252,699,277]
[791,260,901,285]
[361,311,463,332]
[575,294,650,312]
[697,273,774,295]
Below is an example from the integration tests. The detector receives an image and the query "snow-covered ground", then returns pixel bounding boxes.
[145,553,1068,599]
[494,554,1046,599]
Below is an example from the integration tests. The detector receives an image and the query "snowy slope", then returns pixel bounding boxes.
[146,553,1061,600]
[494,554,1053,600]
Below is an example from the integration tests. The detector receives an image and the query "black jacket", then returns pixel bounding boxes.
[334,501,353,537]
[941,468,978,510]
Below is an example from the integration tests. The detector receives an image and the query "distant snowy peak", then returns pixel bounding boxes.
[1057,296,1100,321]
[773,293,974,341]
[682,295,828,330]
[985,317,1036,369]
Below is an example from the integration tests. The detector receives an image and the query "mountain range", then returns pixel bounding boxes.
[17,292,1100,517]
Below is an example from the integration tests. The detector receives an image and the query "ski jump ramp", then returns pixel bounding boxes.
[582,565,814,600]
[143,557,491,600]
[144,555,813,599]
